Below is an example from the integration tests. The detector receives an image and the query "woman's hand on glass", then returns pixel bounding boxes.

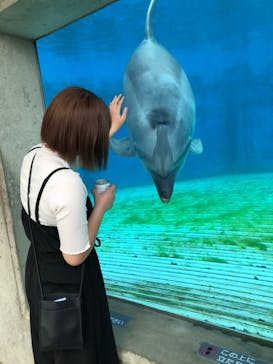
[109,94,128,138]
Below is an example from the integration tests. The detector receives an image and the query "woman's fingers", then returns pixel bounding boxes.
[110,94,124,107]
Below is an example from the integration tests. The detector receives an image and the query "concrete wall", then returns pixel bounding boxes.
[0,152,33,363]
[0,0,118,39]
[0,34,43,274]
[0,31,43,363]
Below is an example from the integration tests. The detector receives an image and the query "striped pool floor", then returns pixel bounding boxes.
[96,173,273,341]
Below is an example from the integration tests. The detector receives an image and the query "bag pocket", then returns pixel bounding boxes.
[39,293,83,352]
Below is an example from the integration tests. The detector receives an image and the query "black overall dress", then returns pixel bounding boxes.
[21,163,119,364]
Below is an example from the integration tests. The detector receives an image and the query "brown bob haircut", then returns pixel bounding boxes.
[41,86,111,170]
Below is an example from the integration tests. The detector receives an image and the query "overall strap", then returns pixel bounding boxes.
[27,153,85,299]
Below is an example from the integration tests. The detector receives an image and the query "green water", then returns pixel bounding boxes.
[96,173,273,341]
[101,173,273,254]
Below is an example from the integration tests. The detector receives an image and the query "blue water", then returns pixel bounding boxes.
[36,0,273,192]
[35,0,273,341]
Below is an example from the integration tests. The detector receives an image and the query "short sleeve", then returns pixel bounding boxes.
[46,170,90,255]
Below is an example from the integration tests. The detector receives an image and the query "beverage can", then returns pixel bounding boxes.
[94,179,111,194]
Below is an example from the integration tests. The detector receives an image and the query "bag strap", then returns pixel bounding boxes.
[27,153,44,298]
[27,152,85,299]
[35,167,69,223]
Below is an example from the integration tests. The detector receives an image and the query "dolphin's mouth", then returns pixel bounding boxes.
[161,196,170,204]
[150,171,176,204]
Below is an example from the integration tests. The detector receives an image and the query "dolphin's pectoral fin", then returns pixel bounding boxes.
[189,138,203,154]
[110,137,137,157]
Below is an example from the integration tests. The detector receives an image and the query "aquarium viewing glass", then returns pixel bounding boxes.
[36,0,273,342]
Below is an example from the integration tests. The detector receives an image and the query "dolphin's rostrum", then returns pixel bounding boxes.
[110,0,203,203]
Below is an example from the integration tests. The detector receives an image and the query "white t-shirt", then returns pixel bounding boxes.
[20,144,90,255]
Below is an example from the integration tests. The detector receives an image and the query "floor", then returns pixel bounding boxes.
[109,297,273,364]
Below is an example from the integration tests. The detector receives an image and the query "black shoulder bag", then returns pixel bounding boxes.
[27,153,84,352]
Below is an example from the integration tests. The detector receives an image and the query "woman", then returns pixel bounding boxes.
[20,86,127,363]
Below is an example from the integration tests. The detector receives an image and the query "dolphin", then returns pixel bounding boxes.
[110,0,203,203]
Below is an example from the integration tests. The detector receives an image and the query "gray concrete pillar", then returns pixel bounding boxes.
[0,33,44,275]
[0,33,43,363]
[0,153,33,363]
